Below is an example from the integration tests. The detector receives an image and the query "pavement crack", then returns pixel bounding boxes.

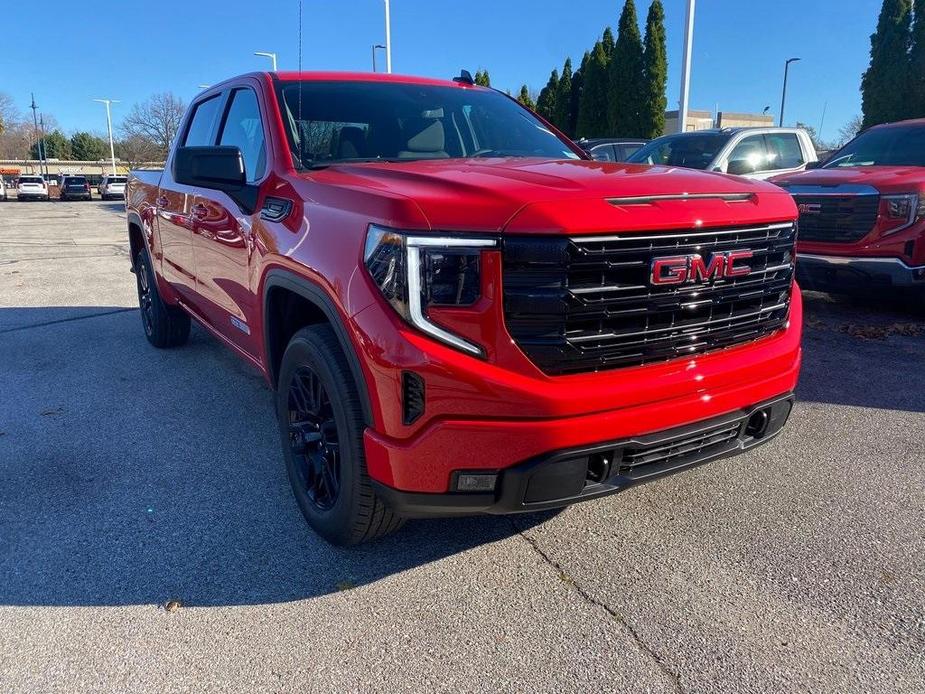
[0,308,136,334]
[511,518,684,694]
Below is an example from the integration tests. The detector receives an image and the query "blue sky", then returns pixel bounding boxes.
[5,0,880,142]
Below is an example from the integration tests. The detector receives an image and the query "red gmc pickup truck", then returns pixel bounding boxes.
[774,118,925,294]
[126,71,802,545]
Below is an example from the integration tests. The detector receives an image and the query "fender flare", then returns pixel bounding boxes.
[262,268,374,426]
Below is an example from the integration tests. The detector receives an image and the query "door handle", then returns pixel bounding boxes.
[191,204,209,220]
[156,195,168,208]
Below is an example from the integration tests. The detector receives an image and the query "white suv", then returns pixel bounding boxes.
[98,174,127,200]
[17,175,49,201]
[626,127,818,180]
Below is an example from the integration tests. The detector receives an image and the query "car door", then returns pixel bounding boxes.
[189,84,268,356]
[156,93,223,301]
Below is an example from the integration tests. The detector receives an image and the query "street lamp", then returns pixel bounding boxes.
[254,51,278,71]
[677,0,695,133]
[383,0,392,73]
[372,44,385,72]
[92,98,120,176]
[779,57,801,127]
[198,84,212,90]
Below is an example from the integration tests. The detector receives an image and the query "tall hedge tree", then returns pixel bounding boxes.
[609,0,645,136]
[555,58,574,135]
[577,39,612,137]
[910,0,925,117]
[640,0,668,138]
[517,85,536,111]
[30,129,71,159]
[536,69,560,124]
[474,69,492,87]
[861,0,913,127]
[570,52,590,138]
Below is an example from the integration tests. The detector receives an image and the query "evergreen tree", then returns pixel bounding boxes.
[602,26,616,58]
[70,131,107,160]
[609,0,645,136]
[577,40,611,137]
[474,69,492,87]
[910,0,925,117]
[861,0,912,127]
[555,58,574,135]
[517,85,536,111]
[30,129,71,159]
[640,0,668,138]
[536,69,560,124]
[569,53,589,138]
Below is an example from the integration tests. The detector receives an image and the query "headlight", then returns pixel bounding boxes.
[880,193,925,235]
[364,225,497,356]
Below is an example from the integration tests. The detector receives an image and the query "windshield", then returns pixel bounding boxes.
[275,80,581,169]
[626,132,728,169]
[823,125,925,168]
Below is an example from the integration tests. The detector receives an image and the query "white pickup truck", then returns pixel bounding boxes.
[627,127,817,180]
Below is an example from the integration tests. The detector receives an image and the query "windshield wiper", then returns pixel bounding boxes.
[304,157,405,170]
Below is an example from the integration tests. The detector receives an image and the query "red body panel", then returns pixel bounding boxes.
[126,71,802,497]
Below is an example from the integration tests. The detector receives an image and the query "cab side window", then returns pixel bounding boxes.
[183,96,222,147]
[218,89,267,183]
[765,132,805,170]
[726,134,772,174]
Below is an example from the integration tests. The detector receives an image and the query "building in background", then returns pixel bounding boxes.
[663,110,774,134]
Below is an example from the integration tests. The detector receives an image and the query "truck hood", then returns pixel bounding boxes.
[305,158,796,234]
[772,165,925,194]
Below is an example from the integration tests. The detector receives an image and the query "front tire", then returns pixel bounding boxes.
[276,325,403,546]
[134,248,190,348]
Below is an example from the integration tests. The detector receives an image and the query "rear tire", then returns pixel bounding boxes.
[276,325,404,546]
[134,248,190,348]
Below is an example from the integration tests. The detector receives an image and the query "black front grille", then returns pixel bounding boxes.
[793,194,879,243]
[502,222,796,375]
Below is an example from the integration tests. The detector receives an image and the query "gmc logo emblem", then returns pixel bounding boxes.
[798,202,823,215]
[650,250,754,286]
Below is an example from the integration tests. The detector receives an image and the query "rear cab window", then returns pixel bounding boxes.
[765,133,805,170]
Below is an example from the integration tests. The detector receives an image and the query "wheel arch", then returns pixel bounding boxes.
[262,268,374,427]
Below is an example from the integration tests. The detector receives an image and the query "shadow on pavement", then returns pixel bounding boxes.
[0,306,553,607]
[797,290,925,413]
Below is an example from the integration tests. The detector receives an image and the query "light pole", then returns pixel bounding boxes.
[93,98,120,175]
[384,0,392,73]
[372,44,385,72]
[779,57,801,127]
[255,51,278,71]
[198,84,212,90]
[38,114,49,178]
[29,93,45,176]
[677,0,695,133]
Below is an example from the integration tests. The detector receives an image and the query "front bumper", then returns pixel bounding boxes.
[374,394,794,517]
[796,253,925,290]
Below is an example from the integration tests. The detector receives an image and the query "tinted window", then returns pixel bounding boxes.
[108,177,127,183]
[590,144,616,162]
[824,125,925,168]
[183,95,221,147]
[626,133,728,169]
[619,143,643,160]
[765,132,804,169]
[20,177,43,184]
[65,177,87,184]
[275,81,580,168]
[218,89,266,182]
[727,135,772,173]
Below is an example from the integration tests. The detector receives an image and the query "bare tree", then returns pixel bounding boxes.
[120,92,186,159]
[115,134,163,168]
[837,115,864,145]
[0,92,20,135]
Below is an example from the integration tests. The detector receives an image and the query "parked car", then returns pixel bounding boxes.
[16,175,49,201]
[127,71,801,545]
[98,174,127,200]
[59,175,92,201]
[626,127,817,180]
[575,137,649,162]
[773,118,925,295]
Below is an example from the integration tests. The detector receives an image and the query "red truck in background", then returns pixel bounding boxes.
[774,118,925,294]
[126,71,802,546]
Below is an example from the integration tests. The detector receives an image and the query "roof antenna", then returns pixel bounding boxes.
[453,70,474,85]
[298,0,303,126]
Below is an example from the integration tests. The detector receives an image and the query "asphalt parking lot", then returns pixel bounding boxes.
[1,198,923,693]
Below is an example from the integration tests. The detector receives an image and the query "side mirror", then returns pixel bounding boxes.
[805,160,822,170]
[173,146,258,213]
[726,159,754,176]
